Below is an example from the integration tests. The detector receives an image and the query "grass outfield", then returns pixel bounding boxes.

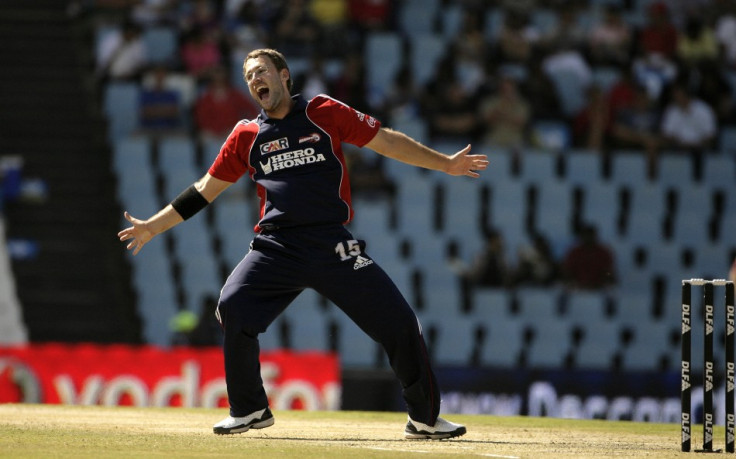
[0,404,709,458]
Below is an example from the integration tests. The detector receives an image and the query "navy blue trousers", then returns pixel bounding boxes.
[216,224,440,425]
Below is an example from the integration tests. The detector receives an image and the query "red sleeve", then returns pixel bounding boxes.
[208,121,259,182]
[307,95,381,147]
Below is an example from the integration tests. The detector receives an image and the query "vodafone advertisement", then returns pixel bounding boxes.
[0,344,340,410]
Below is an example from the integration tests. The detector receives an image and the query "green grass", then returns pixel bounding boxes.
[0,404,709,458]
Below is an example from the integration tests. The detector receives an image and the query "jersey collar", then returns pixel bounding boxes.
[258,94,306,123]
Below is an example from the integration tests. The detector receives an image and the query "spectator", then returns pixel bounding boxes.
[610,83,662,170]
[330,54,370,113]
[449,229,510,288]
[309,0,351,57]
[607,65,638,118]
[348,0,392,34]
[690,60,735,124]
[660,83,717,153]
[513,233,558,286]
[632,51,678,102]
[676,16,719,67]
[715,3,736,68]
[520,58,561,120]
[588,5,632,67]
[452,9,488,95]
[138,65,185,137]
[562,224,616,290]
[422,57,481,142]
[539,5,586,54]
[96,20,147,82]
[194,66,259,141]
[496,9,540,64]
[479,75,531,149]
[637,2,679,59]
[180,26,222,82]
[296,56,330,101]
[273,0,320,56]
[572,85,611,152]
[381,65,420,125]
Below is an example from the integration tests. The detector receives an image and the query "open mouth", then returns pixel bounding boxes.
[256,87,269,101]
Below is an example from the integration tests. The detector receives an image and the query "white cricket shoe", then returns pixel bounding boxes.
[405,416,467,440]
[213,408,274,435]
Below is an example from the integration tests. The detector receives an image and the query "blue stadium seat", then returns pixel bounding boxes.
[515,287,563,321]
[534,180,574,253]
[530,121,571,152]
[581,181,620,243]
[525,319,573,368]
[489,180,528,253]
[565,150,602,186]
[130,242,178,346]
[142,26,178,64]
[429,314,479,366]
[573,319,620,370]
[410,34,447,87]
[565,290,609,323]
[520,150,558,183]
[656,154,694,188]
[702,154,736,188]
[365,33,403,105]
[610,151,649,187]
[620,318,673,371]
[332,311,381,368]
[283,289,333,351]
[398,0,439,36]
[158,136,199,201]
[480,315,524,368]
[103,82,140,142]
[719,125,736,155]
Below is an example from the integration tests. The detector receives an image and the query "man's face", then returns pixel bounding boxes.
[244,56,288,113]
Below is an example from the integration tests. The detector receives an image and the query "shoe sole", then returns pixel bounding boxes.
[405,425,467,440]
[213,416,274,435]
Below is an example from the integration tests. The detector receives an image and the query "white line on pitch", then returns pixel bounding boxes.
[364,447,519,458]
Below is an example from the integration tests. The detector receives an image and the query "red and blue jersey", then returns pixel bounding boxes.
[209,95,381,233]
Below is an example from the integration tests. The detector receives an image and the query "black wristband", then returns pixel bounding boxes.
[171,185,209,220]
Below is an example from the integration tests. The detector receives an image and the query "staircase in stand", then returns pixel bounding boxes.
[0,0,141,343]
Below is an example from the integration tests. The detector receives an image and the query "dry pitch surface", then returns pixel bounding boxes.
[0,404,712,458]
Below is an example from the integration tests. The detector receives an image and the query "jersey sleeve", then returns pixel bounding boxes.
[208,121,259,182]
[309,95,381,147]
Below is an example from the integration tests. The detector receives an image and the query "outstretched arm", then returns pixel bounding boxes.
[363,127,489,177]
[118,173,232,255]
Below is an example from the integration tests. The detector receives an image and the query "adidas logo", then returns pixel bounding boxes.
[353,255,374,270]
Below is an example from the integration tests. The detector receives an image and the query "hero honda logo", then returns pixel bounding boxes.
[259,147,326,175]
[260,137,290,154]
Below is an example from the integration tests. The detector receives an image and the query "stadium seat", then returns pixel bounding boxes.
[395,175,435,231]
[472,288,512,314]
[103,82,140,142]
[525,319,574,368]
[489,181,528,253]
[484,8,506,42]
[533,181,574,253]
[702,154,736,189]
[398,0,439,36]
[441,178,483,242]
[520,150,558,183]
[656,154,694,188]
[158,136,200,201]
[564,149,603,186]
[671,211,710,246]
[130,242,178,346]
[480,315,524,368]
[620,319,674,371]
[565,290,609,323]
[142,26,178,65]
[515,287,563,321]
[365,33,403,105]
[429,314,481,366]
[410,34,447,87]
[580,181,621,243]
[719,125,736,155]
[441,4,464,39]
[332,311,382,368]
[530,121,571,152]
[610,151,649,187]
[214,198,255,268]
[572,319,620,370]
[282,289,333,351]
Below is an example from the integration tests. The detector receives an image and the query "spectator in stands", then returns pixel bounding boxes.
[96,20,147,82]
[521,58,561,120]
[690,60,735,124]
[295,55,330,101]
[422,56,481,142]
[588,5,632,67]
[660,83,717,153]
[273,0,320,56]
[194,65,259,141]
[513,232,558,286]
[610,83,662,170]
[449,229,510,289]
[676,16,719,67]
[562,224,616,290]
[348,0,392,34]
[496,9,540,64]
[180,0,222,40]
[309,0,351,57]
[637,2,679,59]
[479,75,531,149]
[632,51,678,102]
[381,65,420,125]
[180,26,222,82]
[138,65,186,136]
[539,5,586,55]
[572,85,611,152]
[452,9,488,95]
[607,65,638,118]
[715,2,736,68]
[330,54,370,113]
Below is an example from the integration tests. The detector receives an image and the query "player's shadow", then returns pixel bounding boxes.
[243,435,537,446]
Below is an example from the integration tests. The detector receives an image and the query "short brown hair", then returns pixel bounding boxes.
[244,48,292,91]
